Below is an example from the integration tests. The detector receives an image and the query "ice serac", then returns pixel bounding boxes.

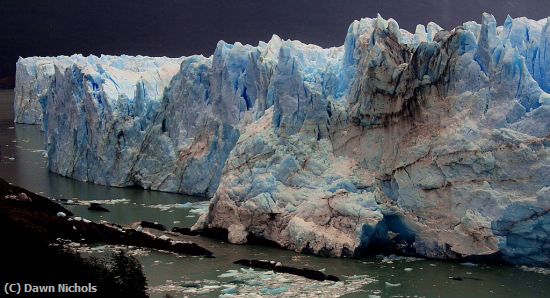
[14,56,84,125]
[15,14,550,266]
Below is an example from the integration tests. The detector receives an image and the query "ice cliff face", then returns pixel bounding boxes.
[198,14,550,266]
[14,55,183,126]
[15,14,550,266]
[43,55,185,190]
[14,56,82,124]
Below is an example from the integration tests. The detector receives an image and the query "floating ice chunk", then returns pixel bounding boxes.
[177,202,194,208]
[221,287,238,294]
[88,198,130,205]
[380,255,419,264]
[519,265,550,275]
[385,282,401,287]
[260,286,289,295]
[218,270,239,278]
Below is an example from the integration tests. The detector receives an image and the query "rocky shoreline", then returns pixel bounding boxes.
[0,178,150,297]
[0,178,213,257]
[0,178,346,284]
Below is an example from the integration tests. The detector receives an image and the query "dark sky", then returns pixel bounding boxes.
[1,0,550,87]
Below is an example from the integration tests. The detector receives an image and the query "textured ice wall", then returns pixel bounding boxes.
[197,14,550,266]
[14,55,183,127]
[39,37,345,196]
[16,14,550,266]
[43,55,184,190]
[14,56,83,125]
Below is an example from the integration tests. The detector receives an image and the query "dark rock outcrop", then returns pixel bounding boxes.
[234,259,340,281]
[88,202,110,212]
[139,220,166,231]
[0,178,213,257]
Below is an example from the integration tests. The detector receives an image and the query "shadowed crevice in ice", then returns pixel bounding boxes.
[356,213,417,257]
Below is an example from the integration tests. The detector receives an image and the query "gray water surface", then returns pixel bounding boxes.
[1,89,549,298]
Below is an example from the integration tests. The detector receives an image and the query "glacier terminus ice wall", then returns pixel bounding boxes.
[14,14,550,266]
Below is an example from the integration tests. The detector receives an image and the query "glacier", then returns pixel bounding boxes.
[14,14,550,266]
[15,55,78,125]
[15,55,184,126]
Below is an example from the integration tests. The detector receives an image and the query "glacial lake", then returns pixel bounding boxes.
[1,89,549,297]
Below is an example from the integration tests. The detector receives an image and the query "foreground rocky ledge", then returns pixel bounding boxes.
[0,178,213,257]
